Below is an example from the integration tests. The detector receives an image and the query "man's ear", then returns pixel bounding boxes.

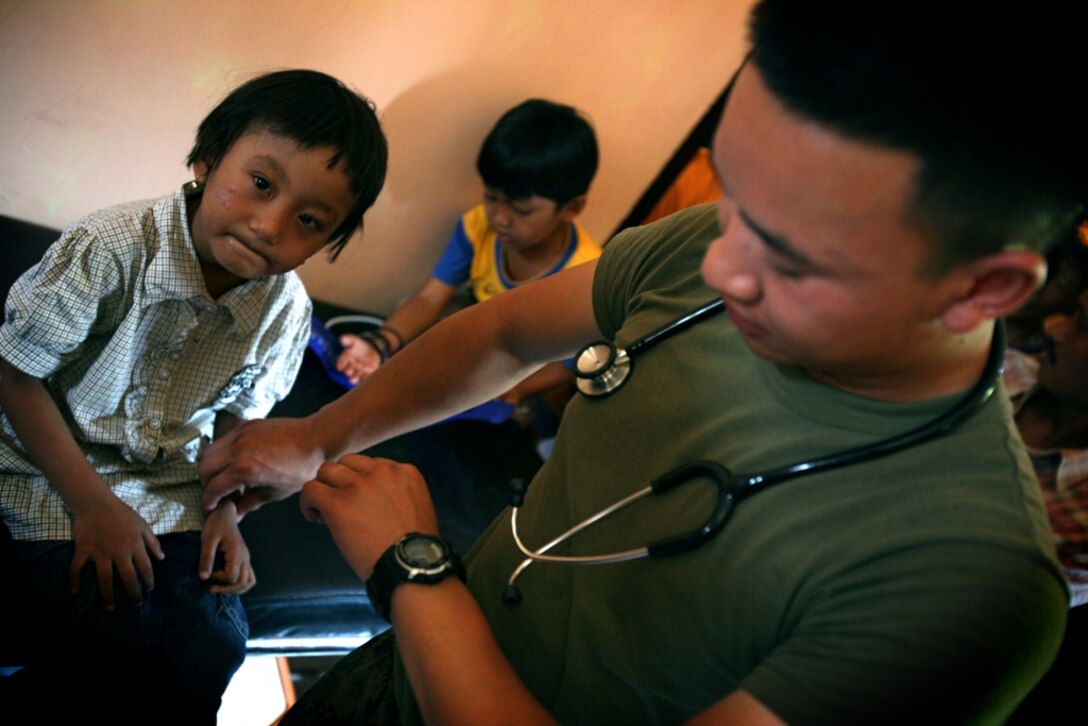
[558,195,587,221]
[940,250,1047,333]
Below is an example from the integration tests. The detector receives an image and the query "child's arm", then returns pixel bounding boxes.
[198,497,255,594]
[0,358,164,611]
[197,411,254,594]
[336,276,457,384]
[498,361,576,405]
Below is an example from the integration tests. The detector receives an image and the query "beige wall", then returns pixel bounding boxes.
[0,0,753,313]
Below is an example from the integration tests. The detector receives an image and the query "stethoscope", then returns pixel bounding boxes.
[574,299,726,397]
[501,301,1006,607]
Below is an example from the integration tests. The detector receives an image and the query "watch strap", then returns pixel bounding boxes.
[366,534,466,622]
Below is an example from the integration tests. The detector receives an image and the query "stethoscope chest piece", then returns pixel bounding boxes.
[575,341,631,397]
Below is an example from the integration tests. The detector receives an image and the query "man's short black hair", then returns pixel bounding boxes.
[186,69,388,259]
[749,1,1084,274]
[476,99,598,207]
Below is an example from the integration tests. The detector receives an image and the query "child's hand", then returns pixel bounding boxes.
[70,494,164,612]
[199,500,256,595]
[335,333,382,385]
[498,383,527,406]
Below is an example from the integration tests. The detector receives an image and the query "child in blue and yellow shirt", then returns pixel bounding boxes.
[336,99,600,405]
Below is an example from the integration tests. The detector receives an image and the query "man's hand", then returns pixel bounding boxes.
[300,455,439,582]
[199,417,326,515]
[70,495,164,612]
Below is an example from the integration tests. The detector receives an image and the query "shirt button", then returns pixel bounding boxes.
[158,370,170,380]
[169,352,181,361]
[149,419,162,430]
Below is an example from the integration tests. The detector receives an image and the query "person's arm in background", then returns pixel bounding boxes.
[336,276,456,384]
[498,360,575,406]
[337,214,476,384]
[200,259,601,513]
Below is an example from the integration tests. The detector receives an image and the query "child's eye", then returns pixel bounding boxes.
[299,214,323,231]
[512,206,533,217]
[252,175,271,193]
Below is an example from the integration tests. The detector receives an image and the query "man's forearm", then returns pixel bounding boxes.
[314,262,599,458]
[314,296,542,459]
[392,578,556,725]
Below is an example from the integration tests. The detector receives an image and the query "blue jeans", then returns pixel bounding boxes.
[4,531,247,725]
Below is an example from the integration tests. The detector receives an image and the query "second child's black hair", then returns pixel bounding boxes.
[476,99,598,206]
[186,69,388,259]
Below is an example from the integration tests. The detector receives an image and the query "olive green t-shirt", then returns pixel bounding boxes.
[396,203,1067,725]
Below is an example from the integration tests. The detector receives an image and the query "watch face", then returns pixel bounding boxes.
[398,535,448,568]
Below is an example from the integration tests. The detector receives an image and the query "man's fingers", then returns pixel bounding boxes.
[201,474,244,512]
[198,430,246,509]
[299,479,330,524]
[315,454,382,484]
[235,487,276,516]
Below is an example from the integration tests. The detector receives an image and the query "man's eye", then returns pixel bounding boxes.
[771,266,805,280]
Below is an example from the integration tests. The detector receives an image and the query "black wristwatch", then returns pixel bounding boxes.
[366,533,466,622]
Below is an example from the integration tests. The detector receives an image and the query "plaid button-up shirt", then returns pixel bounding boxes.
[0,187,311,540]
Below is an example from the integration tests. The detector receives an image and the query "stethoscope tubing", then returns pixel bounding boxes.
[507,308,1006,605]
[627,298,726,357]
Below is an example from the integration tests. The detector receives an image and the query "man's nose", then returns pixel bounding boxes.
[701,215,760,304]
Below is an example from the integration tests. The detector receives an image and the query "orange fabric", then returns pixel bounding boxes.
[641,147,722,225]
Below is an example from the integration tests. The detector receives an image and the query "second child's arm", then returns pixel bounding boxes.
[499,360,576,406]
[0,357,163,611]
[336,276,457,384]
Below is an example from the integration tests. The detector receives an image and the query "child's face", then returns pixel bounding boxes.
[1038,290,1088,406]
[482,187,582,252]
[190,127,354,293]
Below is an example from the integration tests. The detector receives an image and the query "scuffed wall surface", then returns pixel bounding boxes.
[0,0,752,312]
